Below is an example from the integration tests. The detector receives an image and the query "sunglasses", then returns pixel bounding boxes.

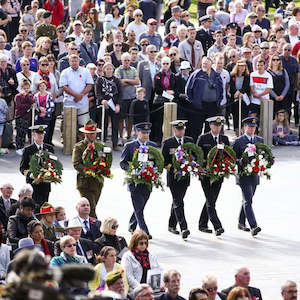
[138,241,148,246]
[65,243,76,248]
[183,14,189,17]
[33,6,38,8]
[229,55,236,58]
[135,14,143,17]
[58,30,65,33]
[15,39,23,41]
[284,49,292,51]
[97,63,104,66]
[20,30,27,33]
[162,63,170,65]
[169,53,176,56]
[112,224,119,229]
[254,30,261,33]
[170,26,177,29]
[206,287,218,292]
[41,63,49,66]
[261,47,269,50]
[141,43,149,46]
[272,58,280,61]
[149,50,157,53]
[115,44,122,47]
[22,63,30,66]
[70,48,78,50]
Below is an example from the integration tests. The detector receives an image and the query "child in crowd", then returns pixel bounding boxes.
[129,87,150,127]
[272,109,299,146]
[21,5,35,26]
[34,80,55,144]
[0,87,9,154]
[53,206,66,239]
[14,79,35,155]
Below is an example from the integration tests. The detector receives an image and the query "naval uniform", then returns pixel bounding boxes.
[120,139,157,235]
[161,136,194,232]
[233,134,264,229]
[19,143,54,210]
[197,132,230,230]
[196,28,214,56]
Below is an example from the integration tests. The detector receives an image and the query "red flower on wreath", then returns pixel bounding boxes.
[252,165,259,173]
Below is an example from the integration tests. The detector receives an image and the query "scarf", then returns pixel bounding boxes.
[132,249,150,270]
[40,238,51,256]
[38,70,51,90]
[161,71,171,90]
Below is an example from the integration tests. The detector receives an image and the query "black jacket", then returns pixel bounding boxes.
[54,237,99,265]
[153,71,176,104]
[0,196,17,230]
[229,75,251,103]
[7,211,36,244]
[0,66,18,104]
[95,234,127,256]
[196,29,214,56]
[222,285,263,300]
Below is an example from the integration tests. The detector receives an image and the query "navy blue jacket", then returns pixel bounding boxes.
[120,140,157,171]
[79,41,98,65]
[186,69,223,110]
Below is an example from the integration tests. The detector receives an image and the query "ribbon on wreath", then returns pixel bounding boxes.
[209,143,236,168]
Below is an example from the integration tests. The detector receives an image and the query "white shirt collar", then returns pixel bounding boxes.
[35,142,43,149]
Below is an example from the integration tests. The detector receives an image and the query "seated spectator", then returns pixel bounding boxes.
[53,206,66,234]
[27,220,54,257]
[0,183,17,231]
[74,197,102,241]
[281,280,298,300]
[7,197,36,244]
[121,229,160,295]
[202,274,226,300]
[105,269,129,299]
[134,284,154,300]
[189,288,209,300]
[89,246,129,291]
[95,217,127,260]
[50,235,86,267]
[37,203,58,242]
[222,267,263,300]
[156,270,185,300]
[273,110,299,145]
[8,185,33,218]
[0,221,10,281]
[227,287,251,300]
[54,218,98,265]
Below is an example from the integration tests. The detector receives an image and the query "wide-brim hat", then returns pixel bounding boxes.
[14,237,40,255]
[36,202,56,216]
[79,120,101,133]
[66,218,82,229]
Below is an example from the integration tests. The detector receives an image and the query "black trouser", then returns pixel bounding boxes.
[199,177,223,230]
[150,103,164,145]
[231,100,249,131]
[32,182,50,212]
[168,182,188,231]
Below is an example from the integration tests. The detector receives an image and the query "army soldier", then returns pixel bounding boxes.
[161,120,193,239]
[196,15,214,56]
[120,122,156,239]
[72,120,104,218]
[35,11,57,41]
[197,116,230,236]
[20,125,54,211]
[233,117,264,236]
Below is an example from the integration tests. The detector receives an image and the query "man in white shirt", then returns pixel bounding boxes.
[285,23,300,47]
[126,9,147,42]
[69,20,84,46]
[59,54,94,126]
[250,59,273,117]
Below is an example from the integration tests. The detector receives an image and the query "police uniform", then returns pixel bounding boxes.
[161,120,193,239]
[197,116,229,236]
[233,117,263,236]
[72,120,104,218]
[196,15,214,56]
[19,125,54,211]
[120,122,157,237]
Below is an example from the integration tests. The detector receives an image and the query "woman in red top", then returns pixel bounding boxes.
[44,0,64,27]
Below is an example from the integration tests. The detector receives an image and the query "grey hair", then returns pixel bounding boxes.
[0,182,12,189]
[202,274,217,286]
[18,184,33,197]
[133,284,151,299]
[281,280,297,292]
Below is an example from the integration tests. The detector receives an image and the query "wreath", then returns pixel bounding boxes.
[82,142,113,183]
[125,145,164,191]
[29,151,63,184]
[206,143,237,183]
[241,143,274,179]
[172,143,204,181]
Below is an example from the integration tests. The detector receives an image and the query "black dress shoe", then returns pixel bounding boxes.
[182,229,190,239]
[215,228,225,236]
[251,226,261,236]
[148,234,152,240]
[199,227,213,233]
[238,224,250,232]
[168,227,180,235]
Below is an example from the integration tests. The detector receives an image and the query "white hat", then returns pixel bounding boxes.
[86,63,97,69]
[180,61,191,70]
[133,9,143,17]
[73,20,83,26]
[66,218,82,229]
[252,25,262,32]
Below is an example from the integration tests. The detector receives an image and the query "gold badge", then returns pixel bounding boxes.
[178,122,183,127]
[145,125,149,130]
[252,119,256,124]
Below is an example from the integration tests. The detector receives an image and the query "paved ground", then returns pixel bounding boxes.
[1,129,300,299]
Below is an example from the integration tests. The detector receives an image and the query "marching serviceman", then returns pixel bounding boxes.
[233,117,263,236]
[20,125,54,211]
[161,120,193,239]
[72,119,103,218]
[120,122,156,239]
[197,116,230,236]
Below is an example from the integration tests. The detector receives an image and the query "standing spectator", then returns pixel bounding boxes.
[44,0,64,27]
[252,42,270,71]
[202,274,226,300]
[86,8,103,46]
[110,5,122,28]
[206,6,221,32]
[186,56,223,141]
[152,56,176,144]
[60,54,94,126]
[19,24,35,47]
[243,12,258,35]
[81,0,94,15]
[129,47,139,68]
[207,30,226,60]
[165,5,188,35]
[79,28,98,65]
[126,31,139,50]
[196,15,214,56]
[0,54,17,121]
[14,79,35,154]
[177,24,188,44]
[121,230,160,295]
[138,39,149,62]
[139,18,162,51]
[215,1,230,27]
[6,0,20,43]
[118,4,135,32]
[15,41,38,73]
[139,0,156,23]
[189,288,209,300]
[230,1,248,31]
[86,63,97,123]
[0,183,16,231]
[281,281,298,300]
[284,24,300,48]
[129,87,150,126]
[255,5,270,31]
[163,22,180,50]
[268,54,290,114]
[156,270,185,300]
[251,25,265,46]
[169,47,182,74]
[115,52,140,142]
[222,267,263,300]
[58,42,85,72]
[0,87,8,151]
[21,5,35,26]
[179,26,203,70]
[280,43,299,124]
[0,0,12,37]
[249,59,273,118]
[51,25,67,60]
[33,36,52,61]
[0,35,10,63]
[197,0,213,21]
[69,20,84,46]
[163,0,179,25]
[126,9,147,42]
[34,11,56,41]
[95,62,121,150]
[110,41,123,69]
[226,287,251,300]
[10,34,24,66]
[0,221,10,280]
[106,30,130,54]
[242,32,255,49]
